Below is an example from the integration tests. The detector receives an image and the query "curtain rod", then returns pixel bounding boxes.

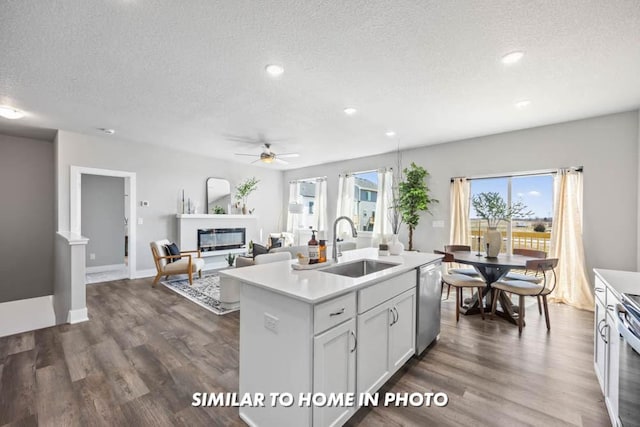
[450,166,583,182]
[289,176,327,184]
[339,167,393,178]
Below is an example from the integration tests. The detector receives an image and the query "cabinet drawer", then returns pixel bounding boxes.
[594,277,606,305]
[314,292,356,335]
[358,270,416,314]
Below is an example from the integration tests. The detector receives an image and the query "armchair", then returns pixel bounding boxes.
[150,239,205,286]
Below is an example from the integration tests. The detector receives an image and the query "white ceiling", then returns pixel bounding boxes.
[1,1,639,168]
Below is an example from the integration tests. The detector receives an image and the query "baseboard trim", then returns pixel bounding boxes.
[67,308,89,324]
[135,268,157,279]
[0,295,57,338]
[86,263,127,273]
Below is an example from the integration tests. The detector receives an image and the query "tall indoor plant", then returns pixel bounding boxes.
[398,162,438,251]
[471,192,532,257]
[235,177,259,214]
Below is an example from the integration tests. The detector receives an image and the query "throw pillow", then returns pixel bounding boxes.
[165,243,181,263]
[269,237,283,249]
[252,243,269,259]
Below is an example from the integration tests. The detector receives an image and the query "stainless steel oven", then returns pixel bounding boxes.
[618,294,640,427]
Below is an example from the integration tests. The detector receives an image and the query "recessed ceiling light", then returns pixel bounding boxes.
[501,51,524,65]
[514,100,531,109]
[385,130,396,137]
[98,128,116,135]
[0,105,25,120]
[265,64,284,77]
[343,107,358,115]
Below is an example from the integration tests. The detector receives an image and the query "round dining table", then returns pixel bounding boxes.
[450,251,543,325]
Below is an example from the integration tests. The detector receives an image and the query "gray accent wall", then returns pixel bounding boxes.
[0,134,54,303]
[284,110,640,281]
[55,130,284,273]
[81,175,125,267]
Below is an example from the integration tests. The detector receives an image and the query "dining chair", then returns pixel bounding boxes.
[444,245,481,277]
[505,248,547,314]
[435,250,487,321]
[490,258,558,335]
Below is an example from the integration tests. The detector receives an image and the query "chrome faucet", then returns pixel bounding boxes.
[332,216,358,262]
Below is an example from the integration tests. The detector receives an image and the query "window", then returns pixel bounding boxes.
[469,173,553,253]
[353,171,378,232]
[297,180,317,229]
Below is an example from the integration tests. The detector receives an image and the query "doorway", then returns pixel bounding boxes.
[70,166,137,280]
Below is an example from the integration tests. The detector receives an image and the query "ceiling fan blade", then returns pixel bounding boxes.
[274,158,289,165]
[251,159,262,164]
[234,153,258,157]
[278,153,300,158]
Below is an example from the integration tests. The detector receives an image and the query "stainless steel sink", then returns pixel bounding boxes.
[319,259,399,278]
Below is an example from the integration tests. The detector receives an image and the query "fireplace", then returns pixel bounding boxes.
[197,228,246,252]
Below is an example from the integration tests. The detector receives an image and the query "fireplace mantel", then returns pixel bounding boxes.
[176,214,258,220]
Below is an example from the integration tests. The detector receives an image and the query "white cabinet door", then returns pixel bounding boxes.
[605,304,619,421]
[313,318,356,427]
[594,297,607,394]
[357,301,392,396]
[389,289,416,371]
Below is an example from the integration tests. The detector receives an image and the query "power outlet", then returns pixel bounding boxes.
[89,253,96,260]
[264,313,278,333]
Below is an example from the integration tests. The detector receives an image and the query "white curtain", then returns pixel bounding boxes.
[449,178,471,246]
[312,178,328,233]
[373,169,393,241]
[336,174,355,238]
[286,181,301,233]
[548,169,594,311]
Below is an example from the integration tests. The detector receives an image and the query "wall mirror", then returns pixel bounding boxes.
[206,177,231,214]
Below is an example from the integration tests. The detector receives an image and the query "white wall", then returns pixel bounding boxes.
[284,111,640,280]
[56,130,284,274]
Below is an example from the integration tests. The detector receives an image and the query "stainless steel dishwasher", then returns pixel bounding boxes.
[416,262,442,355]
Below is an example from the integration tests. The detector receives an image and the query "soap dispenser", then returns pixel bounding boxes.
[308,230,319,264]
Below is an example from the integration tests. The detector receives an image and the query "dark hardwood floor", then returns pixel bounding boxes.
[0,278,609,426]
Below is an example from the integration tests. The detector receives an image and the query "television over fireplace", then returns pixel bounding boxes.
[197,228,246,252]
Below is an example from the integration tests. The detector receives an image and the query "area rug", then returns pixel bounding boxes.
[162,274,239,316]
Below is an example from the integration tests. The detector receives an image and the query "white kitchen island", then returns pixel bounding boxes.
[220,248,442,427]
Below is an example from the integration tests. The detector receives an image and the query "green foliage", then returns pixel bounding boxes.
[471,192,533,229]
[398,162,438,250]
[225,252,236,266]
[533,222,546,232]
[213,205,225,214]
[235,177,259,201]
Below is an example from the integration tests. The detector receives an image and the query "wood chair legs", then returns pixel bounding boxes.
[188,270,193,286]
[455,287,460,322]
[198,270,202,279]
[537,295,542,315]
[542,295,551,330]
[518,296,525,336]
[152,274,161,287]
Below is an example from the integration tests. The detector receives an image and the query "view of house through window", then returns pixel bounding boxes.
[470,174,553,253]
[353,171,378,232]
[296,179,317,229]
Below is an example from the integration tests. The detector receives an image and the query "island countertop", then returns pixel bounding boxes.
[220,247,442,304]
[594,268,640,300]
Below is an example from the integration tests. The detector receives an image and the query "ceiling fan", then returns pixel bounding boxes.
[234,143,299,165]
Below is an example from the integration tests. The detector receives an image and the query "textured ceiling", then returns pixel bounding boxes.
[1,0,639,169]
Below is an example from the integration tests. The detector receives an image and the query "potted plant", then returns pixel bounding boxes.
[471,192,532,257]
[225,252,236,267]
[398,162,438,251]
[235,177,259,214]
